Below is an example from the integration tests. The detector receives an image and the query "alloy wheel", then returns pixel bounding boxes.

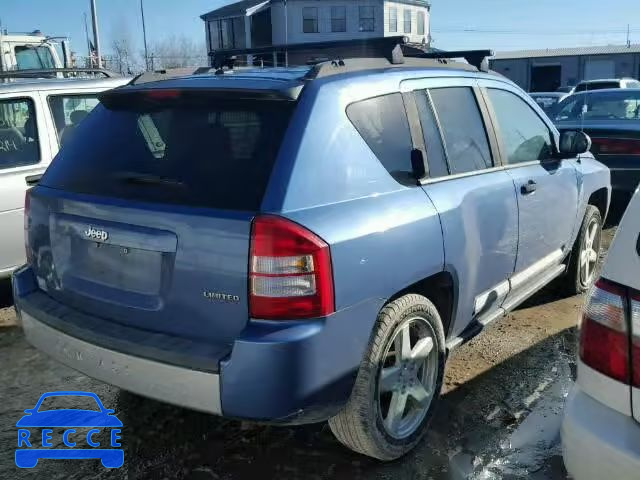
[377,317,438,439]
[580,217,601,287]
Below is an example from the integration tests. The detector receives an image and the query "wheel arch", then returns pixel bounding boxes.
[386,271,457,341]
[587,187,609,223]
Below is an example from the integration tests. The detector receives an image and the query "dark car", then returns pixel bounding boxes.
[529,92,567,116]
[554,88,640,218]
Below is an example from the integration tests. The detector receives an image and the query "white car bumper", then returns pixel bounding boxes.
[562,385,640,480]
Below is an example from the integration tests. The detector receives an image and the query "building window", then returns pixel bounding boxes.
[208,18,245,49]
[359,6,375,32]
[403,10,411,34]
[389,7,397,33]
[417,11,425,35]
[331,6,346,32]
[303,7,318,33]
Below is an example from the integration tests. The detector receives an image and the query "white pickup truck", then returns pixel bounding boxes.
[0,31,70,72]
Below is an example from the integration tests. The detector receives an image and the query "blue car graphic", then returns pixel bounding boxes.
[16,391,123,468]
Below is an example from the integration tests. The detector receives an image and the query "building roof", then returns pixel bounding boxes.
[201,0,430,20]
[493,44,640,60]
[201,0,269,19]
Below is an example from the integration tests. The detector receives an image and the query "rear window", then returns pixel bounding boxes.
[42,95,293,211]
[574,81,620,92]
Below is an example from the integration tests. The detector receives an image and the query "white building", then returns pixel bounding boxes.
[201,0,431,65]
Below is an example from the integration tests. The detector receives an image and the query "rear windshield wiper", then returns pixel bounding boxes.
[116,173,185,188]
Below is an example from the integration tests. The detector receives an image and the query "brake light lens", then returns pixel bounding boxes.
[580,278,630,383]
[591,137,640,155]
[24,189,33,265]
[630,291,640,388]
[249,215,334,320]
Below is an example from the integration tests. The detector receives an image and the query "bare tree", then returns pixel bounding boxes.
[108,18,141,74]
[149,35,207,70]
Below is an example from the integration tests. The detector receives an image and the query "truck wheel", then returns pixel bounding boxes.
[565,205,603,295]
[328,294,445,460]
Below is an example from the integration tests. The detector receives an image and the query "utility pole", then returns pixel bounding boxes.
[627,24,631,48]
[90,0,102,68]
[284,0,288,66]
[140,0,150,70]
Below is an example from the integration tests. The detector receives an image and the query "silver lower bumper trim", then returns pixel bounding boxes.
[21,312,222,414]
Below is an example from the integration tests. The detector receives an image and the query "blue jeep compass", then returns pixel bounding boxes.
[13,38,610,460]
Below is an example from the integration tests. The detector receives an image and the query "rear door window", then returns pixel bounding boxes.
[0,97,40,170]
[346,93,413,178]
[41,94,293,211]
[414,91,448,178]
[429,87,493,174]
[48,94,101,146]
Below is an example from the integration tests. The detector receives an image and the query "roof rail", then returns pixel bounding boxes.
[209,36,493,72]
[0,68,119,79]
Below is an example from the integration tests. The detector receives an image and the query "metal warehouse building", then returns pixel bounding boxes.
[490,44,640,92]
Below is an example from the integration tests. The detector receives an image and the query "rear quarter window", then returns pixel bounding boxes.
[346,93,413,180]
[41,96,293,211]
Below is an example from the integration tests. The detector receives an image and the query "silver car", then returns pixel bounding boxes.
[0,73,128,278]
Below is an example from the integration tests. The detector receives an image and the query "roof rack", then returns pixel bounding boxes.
[0,68,119,80]
[209,36,494,72]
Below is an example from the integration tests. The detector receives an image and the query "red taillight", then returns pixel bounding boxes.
[630,291,640,388]
[24,189,33,265]
[580,278,630,383]
[249,215,335,320]
[591,137,640,155]
[144,89,182,100]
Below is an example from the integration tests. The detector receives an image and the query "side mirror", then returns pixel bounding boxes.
[558,130,591,158]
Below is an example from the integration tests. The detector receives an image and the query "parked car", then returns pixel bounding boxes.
[0,71,128,279]
[12,42,610,461]
[554,88,640,217]
[529,92,567,116]
[562,187,640,480]
[557,85,575,94]
[574,78,640,93]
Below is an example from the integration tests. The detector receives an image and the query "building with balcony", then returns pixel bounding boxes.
[201,0,431,65]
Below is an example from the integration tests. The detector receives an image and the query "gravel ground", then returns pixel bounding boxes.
[0,229,616,479]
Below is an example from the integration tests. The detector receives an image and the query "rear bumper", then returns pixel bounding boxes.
[20,310,223,414]
[14,266,382,423]
[562,385,640,480]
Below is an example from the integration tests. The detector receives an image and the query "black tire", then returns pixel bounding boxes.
[328,294,446,461]
[565,205,603,295]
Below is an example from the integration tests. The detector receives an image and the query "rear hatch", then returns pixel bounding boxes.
[27,87,294,346]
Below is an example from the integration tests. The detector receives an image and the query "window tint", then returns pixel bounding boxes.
[389,7,397,33]
[48,95,100,146]
[331,6,346,32]
[303,7,318,33]
[403,10,412,33]
[359,6,375,32]
[15,46,55,70]
[429,87,492,174]
[42,96,293,211]
[555,90,640,122]
[347,93,412,178]
[0,98,40,170]
[415,91,448,178]
[488,89,553,164]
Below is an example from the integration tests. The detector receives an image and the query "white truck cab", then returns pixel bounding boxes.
[0,31,69,72]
